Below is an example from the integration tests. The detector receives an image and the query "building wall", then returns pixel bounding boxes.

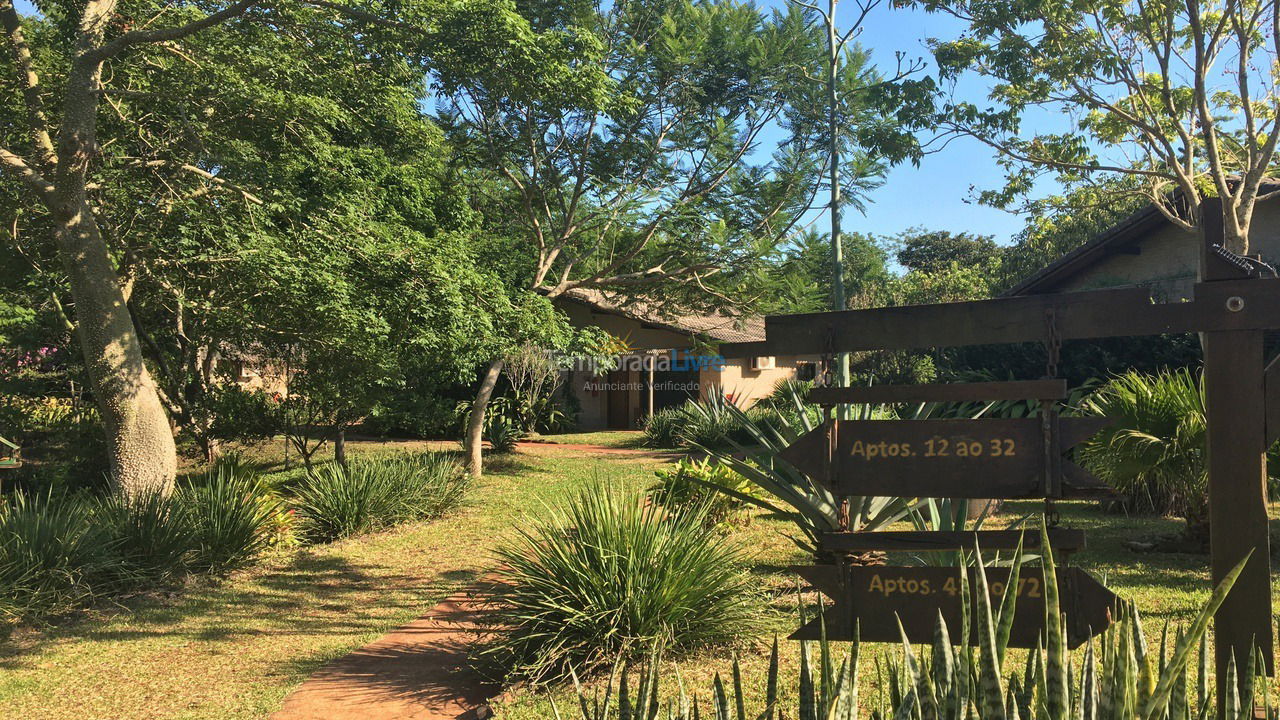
[702,355,812,407]
[555,299,820,429]
[1051,199,1280,300]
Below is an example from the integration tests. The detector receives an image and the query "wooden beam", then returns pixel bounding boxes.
[1265,353,1280,448]
[1204,328,1275,679]
[719,279,1280,356]
[820,528,1085,553]
[809,379,1067,405]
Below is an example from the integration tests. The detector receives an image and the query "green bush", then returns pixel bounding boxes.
[486,419,525,454]
[562,521,1255,720]
[649,458,758,528]
[485,484,758,684]
[0,492,112,623]
[642,394,760,451]
[1078,369,1225,538]
[642,405,685,448]
[95,489,191,584]
[292,453,467,542]
[181,465,283,573]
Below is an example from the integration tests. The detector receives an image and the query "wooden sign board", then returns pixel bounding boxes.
[779,417,1112,498]
[792,564,1117,649]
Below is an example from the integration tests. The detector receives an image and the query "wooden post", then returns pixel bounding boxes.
[1201,200,1274,691]
[647,352,655,418]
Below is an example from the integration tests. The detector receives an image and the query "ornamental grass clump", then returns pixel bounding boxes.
[486,483,758,684]
[180,465,283,573]
[554,519,1257,720]
[0,492,111,623]
[293,452,467,542]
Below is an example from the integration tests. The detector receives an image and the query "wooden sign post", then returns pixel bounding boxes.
[791,563,1118,648]
[779,417,1112,498]
[723,200,1275,689]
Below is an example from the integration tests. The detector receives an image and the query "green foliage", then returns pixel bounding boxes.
[1079,370,1218,536]
[891,228,1001,275]
[759,230,892,314]
[485,484,757,684]
[180,466,283,573]
[688,385,918,558]
[94,490,192,584]
[486,419,526,455]
[641,395,745,451]
[642,406,686,449]
[0,493,110,623]
[204,387,281,448]
[649,458,758,528]
[565,520,1255,720]
[292,453,468,543]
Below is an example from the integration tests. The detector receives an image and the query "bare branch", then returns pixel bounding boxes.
[135,159,264,204]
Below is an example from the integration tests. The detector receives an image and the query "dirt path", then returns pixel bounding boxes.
[270,581,498,720]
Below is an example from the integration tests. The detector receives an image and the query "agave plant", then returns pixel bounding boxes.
[557,519,1257,720]
[682,386,919,559]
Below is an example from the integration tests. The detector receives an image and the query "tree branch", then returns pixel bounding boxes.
[0,0,56,168]
[0,146,54,198]
[86,0,260,63]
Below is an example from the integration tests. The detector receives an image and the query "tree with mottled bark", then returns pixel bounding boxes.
[0,0,595,496]
[920,0,1280,254]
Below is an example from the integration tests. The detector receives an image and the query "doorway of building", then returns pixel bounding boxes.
[606,370,632,429]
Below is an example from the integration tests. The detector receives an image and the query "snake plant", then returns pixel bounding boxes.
[559,519,1257,720]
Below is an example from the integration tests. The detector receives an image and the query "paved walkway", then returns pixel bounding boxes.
[270,582,498,720]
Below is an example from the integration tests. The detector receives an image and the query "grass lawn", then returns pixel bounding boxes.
[494,497,1280,720]
[2,432,1275,719]
[524,430,648,448]
[0,436,666,720]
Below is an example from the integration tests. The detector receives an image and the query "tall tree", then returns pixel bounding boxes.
[0,0,589,496]
[790,0,929,391]
[446,0,930,475]
[891,228,999,274]
[920,0,1280,254]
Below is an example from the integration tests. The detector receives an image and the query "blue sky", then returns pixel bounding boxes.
[13,0,1062,245]
[755,0,1061,246]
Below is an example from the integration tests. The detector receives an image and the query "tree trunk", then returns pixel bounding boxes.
[51,194,177,497]
[334,428,346,467]
[465,358,505,478]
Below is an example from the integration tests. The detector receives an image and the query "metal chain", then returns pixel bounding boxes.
[1044,307,1062,379]
[820,325,836,386]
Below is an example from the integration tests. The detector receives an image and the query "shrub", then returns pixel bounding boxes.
[563,521,1254,720]
[649,458,758,528]
[1078,369,1222,538]
[485,484,758,683]
[673,393,746,450]
[0,492,112,623]
[180,466,282,573]
[486,419,525,454]
[395,453,469,519]
[94,489,191,584]
[292,453,467,542]
[642,405,685,448]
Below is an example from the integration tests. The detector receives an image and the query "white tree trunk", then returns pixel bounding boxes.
[465,358,504,478]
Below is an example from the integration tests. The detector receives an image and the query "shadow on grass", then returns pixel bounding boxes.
[0,551,485,674]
